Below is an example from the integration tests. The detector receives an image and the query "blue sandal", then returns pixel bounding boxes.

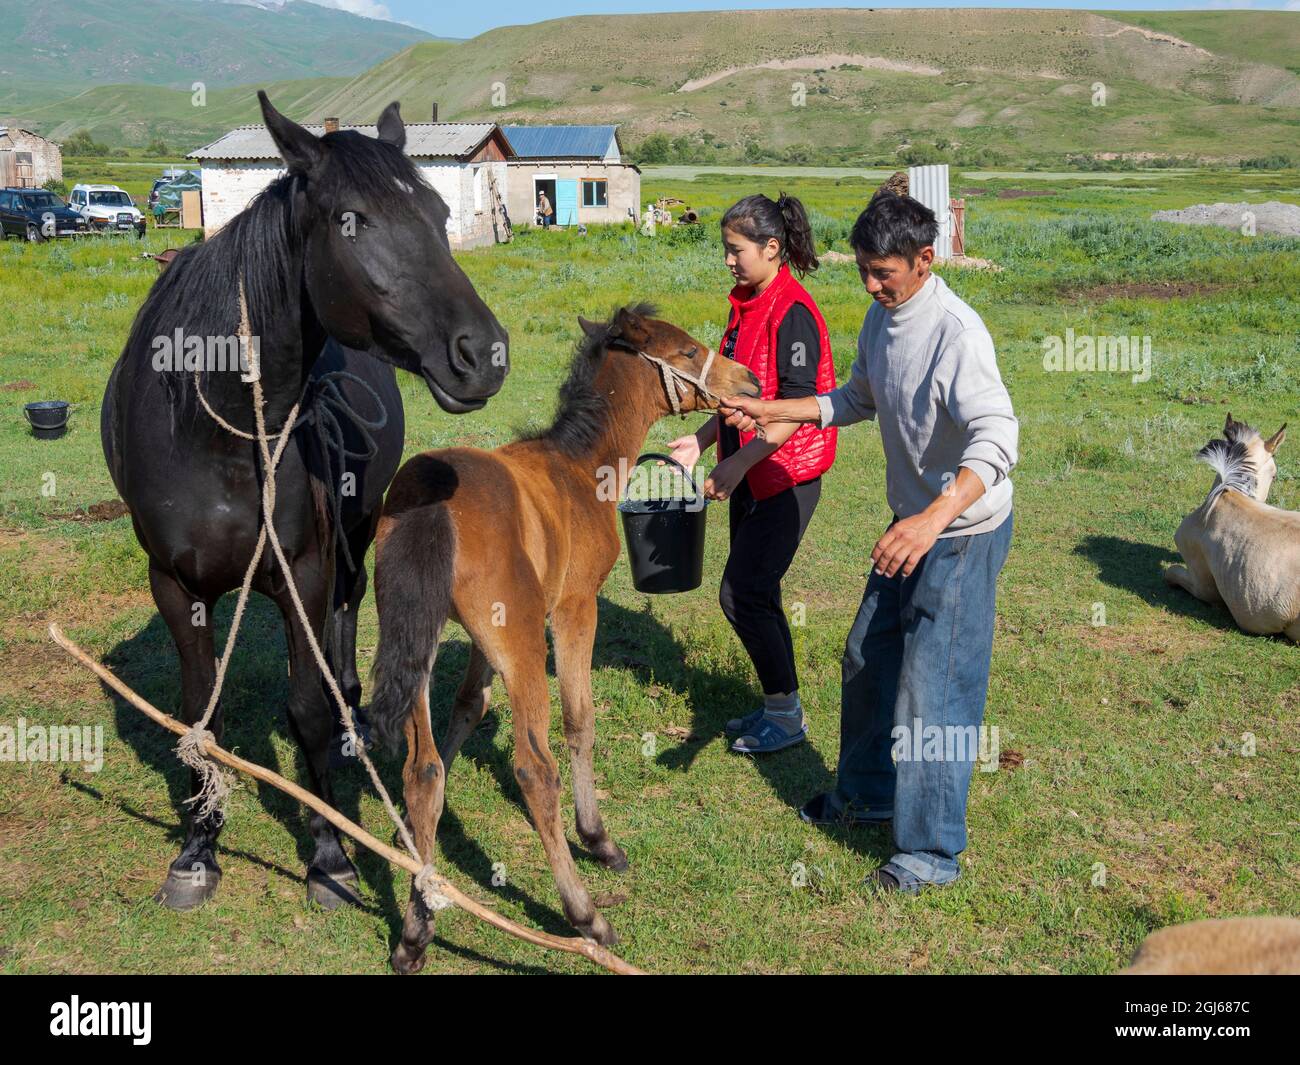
[871,862,928,895]
[730,716,807,754]
[724,707,766,735]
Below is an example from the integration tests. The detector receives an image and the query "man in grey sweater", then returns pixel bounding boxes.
[721,191,1017,892]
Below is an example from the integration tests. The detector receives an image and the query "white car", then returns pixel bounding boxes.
[68,183,146,237]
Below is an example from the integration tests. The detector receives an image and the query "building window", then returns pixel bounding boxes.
[582,179,607,208]
[473,166,484,212]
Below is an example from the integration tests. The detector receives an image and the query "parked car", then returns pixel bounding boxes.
[0,187,88,241]
[68,183,146,237]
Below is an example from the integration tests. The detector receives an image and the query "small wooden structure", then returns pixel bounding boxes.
[0,127,62,189]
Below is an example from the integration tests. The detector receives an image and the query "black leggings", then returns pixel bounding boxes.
[719,477,821,696]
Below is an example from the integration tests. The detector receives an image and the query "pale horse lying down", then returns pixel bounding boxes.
[1123,916,1300,974]
[1164,414,1297,642]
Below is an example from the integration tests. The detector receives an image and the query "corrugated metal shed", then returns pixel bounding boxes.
[908,164,952,260]
[500,125,618,161]
[189,122,507,161]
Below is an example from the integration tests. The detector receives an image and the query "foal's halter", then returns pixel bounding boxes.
[633,345,764,439]
[634,345,717,417]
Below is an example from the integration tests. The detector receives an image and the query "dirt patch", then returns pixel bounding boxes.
[997,188,1055,199]
[1152,201,1300,239]
[935,254,1002,272]
[48,500,129,524]
[677,53,943,92]
[1079,624,1220,660]
[0,380,35,392]
[1066,280,1229,302]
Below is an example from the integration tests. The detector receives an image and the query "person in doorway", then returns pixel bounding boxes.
[537,190,554,228]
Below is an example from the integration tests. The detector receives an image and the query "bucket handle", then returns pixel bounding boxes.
[624,452,704,504]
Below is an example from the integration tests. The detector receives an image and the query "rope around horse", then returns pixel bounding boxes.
[185,280,447,912]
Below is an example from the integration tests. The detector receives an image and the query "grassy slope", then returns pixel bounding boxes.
[1100,10,1300,75]
[6,10,1299,161]
[0,167,1297,974]
[0,0,435,90]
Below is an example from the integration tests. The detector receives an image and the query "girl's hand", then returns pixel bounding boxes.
[664,434,701,472]
[703,456,745,501]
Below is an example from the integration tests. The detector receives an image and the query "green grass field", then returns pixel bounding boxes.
[0,166,1297,974]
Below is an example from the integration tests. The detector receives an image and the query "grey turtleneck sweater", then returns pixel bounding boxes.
[815,272,1017,537]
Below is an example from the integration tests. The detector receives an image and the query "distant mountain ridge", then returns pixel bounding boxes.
[3,8,1297,167]
[0,0,439,96]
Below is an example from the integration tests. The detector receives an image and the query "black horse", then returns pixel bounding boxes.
[101,92,508,911]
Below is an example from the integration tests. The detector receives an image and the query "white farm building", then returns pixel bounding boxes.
[187,118,514,248]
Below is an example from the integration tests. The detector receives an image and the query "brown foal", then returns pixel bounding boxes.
[369,305,759,972]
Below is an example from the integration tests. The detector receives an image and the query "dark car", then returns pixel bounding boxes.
[0,188,88,241]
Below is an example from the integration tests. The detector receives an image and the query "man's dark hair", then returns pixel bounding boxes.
[849,191,938,262]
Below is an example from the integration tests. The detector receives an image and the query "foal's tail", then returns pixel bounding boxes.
[369,505,455,753]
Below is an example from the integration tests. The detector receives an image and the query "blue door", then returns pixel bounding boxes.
[554,179,579,227]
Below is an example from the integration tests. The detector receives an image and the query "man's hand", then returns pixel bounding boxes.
[871,513,941,579]
[702,455,745,501]
[718,396,769,435]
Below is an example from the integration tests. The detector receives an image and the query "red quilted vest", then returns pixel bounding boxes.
[717,263,837,500]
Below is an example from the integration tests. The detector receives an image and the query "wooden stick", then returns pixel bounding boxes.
[48,623,644,976]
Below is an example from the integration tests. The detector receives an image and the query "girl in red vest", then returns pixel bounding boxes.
[668,193,838,753]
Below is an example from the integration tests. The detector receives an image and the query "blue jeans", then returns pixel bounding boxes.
[835,512,1012,884]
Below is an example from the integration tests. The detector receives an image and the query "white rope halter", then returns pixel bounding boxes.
[635,346,718,417]
[634,346,765,440]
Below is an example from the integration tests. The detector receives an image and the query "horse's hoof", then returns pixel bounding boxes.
[390,941,428,975]
[578,911,619,947]
[307,867,362,910]
[154,865,220,911]
[598,845,629,873]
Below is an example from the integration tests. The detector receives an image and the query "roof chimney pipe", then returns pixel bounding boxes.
[323,117,340,134]
[431,102,438,123]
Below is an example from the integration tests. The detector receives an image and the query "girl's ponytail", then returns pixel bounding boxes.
[721,192,820,278]
[776,192,818,277]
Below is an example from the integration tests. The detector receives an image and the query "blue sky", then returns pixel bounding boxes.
[325,1,1299,39]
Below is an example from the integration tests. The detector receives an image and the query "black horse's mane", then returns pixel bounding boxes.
[126,130,426,407]
[518,302,657,456]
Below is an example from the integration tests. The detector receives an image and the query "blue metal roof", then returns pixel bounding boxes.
[500,125,618,160]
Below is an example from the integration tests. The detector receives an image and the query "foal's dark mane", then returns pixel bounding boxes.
[518,302,658,457]
[126,130,427,410]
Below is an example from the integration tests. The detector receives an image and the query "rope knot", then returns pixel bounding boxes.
[415,863,455,912]
[176,725,233,822]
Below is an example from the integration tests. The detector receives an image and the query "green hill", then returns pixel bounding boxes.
[6,8,1298,165]
[0,0,437,97]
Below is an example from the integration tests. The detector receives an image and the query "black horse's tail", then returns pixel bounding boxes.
[369,505,455,753]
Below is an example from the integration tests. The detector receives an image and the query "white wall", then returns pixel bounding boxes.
[198,157,507,248]
[199,161,284,236]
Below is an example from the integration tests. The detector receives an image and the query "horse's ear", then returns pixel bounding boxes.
[1224,412,1241,437]
[1264,424,1287,454]
[613,305,650,340]
[376,101,406,149]
[578,316,604,339]
[259,91,322,175]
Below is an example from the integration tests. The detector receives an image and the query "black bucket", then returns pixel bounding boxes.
[618,452,709,594]
[24,400,70,440]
